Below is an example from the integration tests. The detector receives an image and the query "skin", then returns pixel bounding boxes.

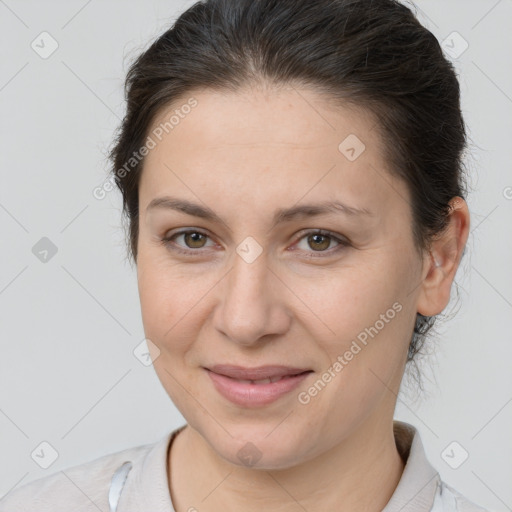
[135,84,470,512]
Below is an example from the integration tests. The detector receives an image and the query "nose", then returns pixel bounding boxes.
[212,248,291,347]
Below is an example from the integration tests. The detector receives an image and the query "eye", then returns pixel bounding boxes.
[160,228,350,258]
[292,229,349,257]
[161,229,216,255]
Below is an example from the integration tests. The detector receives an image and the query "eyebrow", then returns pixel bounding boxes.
[146,196,374,230]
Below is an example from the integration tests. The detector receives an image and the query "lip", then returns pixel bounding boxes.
[204,366,313,407]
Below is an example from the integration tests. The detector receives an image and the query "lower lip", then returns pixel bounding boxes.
[205,369,312,407]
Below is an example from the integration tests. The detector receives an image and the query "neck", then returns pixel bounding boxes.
[168,416,405,512]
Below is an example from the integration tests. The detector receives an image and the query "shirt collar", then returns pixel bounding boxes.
[383,420,441,512]
[123,420,440,512]
[120,424,185,511]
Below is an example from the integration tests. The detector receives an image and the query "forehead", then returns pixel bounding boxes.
[140,86,408,220]
[149,85,381,152]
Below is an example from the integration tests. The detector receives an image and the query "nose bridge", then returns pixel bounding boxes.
[214,241,288,344]
[227,246,271,317]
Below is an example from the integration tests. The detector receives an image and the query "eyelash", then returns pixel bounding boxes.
[160,229,350,258]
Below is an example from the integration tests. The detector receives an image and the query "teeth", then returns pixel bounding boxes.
[253,378,273,384]
[234,375,288,384]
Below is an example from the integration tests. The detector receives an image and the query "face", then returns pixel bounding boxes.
[136,85,426,469]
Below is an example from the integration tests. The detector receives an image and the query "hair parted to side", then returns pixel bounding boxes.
[107,0,470,391]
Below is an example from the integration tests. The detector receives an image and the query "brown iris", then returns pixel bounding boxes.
[307,233,331,251]
[184,232,207,248]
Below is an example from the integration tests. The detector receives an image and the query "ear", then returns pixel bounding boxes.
[416,197,470,317]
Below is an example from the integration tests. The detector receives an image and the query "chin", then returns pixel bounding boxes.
[205,427,310,471]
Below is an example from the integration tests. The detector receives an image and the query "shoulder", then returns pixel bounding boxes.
[0,441,156,511]
[433,480,493,512]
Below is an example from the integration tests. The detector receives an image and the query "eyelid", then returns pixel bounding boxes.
[292,228,349,245]
[161,228,217,253]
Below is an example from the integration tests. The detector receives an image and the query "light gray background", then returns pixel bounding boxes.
[0,0,511,510]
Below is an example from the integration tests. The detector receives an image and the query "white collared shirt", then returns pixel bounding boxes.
[0,420,490,511]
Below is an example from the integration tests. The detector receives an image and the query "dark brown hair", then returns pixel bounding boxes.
[108,0,469,381]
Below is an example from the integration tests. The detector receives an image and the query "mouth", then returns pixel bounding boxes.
[204,364,313,381]
[203,365,314,407]
[219,373,310,385]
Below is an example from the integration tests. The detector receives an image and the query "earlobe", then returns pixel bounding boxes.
[416,197,470,317]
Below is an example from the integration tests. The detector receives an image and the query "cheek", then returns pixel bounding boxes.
[292,259,412,403]
[296,285,409,445]
[136,253,215,353]
[137,258,206,406]
[295,259,407,344]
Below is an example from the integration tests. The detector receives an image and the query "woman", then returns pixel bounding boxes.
[0,0,490,510]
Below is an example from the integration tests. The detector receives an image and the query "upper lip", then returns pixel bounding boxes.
[205,365,312,380]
